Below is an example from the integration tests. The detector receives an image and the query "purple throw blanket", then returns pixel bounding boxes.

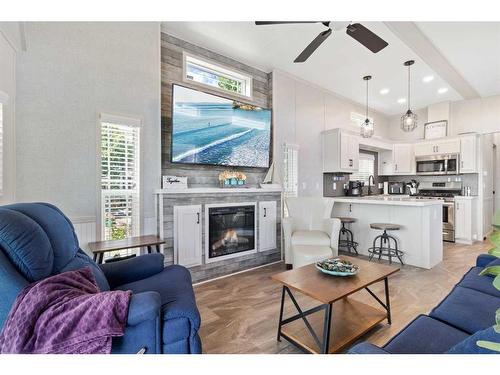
[0,267,131,354]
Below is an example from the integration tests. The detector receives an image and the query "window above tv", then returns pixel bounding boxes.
[183,53,253,99]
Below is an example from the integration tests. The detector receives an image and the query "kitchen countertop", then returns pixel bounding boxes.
[331,195,443,206]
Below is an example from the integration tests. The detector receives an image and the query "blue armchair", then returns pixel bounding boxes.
[0,202,202,354]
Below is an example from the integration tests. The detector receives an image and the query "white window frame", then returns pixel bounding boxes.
[349,151,375,184]
[182,52,253,100]
[97,113,143,251]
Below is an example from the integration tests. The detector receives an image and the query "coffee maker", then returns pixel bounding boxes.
[345,181,364,196]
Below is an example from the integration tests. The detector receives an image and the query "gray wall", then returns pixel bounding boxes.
[160,33,273,187]
[15,22,161,226]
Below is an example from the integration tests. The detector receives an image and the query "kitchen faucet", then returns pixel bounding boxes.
[368,175,375,195]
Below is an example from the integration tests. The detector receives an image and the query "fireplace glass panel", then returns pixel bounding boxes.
[208,205,255,259]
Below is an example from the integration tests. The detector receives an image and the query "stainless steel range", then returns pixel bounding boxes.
[414,181,462,242]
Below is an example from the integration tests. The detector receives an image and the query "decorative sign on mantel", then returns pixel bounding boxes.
[162,175,188,189]
[424,120,448,140]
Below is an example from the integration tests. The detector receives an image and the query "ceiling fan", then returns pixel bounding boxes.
[254,21,389,63]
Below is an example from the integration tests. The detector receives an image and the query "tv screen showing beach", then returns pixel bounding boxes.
[171,85,271,168]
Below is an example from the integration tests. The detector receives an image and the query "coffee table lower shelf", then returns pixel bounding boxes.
[280,298,387,354]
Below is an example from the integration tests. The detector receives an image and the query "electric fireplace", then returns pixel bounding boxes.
[206,203,256,262]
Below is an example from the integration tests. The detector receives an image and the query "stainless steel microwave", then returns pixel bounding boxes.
[416,154,459,175]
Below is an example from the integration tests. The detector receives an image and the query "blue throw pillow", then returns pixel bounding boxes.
[447,327,500,354]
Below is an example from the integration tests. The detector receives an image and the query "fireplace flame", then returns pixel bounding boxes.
[222,228,238,245]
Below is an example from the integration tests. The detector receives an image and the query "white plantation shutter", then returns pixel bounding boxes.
[100,119,141,257]
[350,152,375,184]
[283,143,299,198]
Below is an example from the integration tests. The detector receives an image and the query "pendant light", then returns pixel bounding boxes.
[360,75,374,138]
[401,60,418,132]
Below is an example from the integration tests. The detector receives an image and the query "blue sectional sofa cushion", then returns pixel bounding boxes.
[486,258,500,267]
[429,285,498,334]
[0,208,54,281]
[447,326,499,354]
[383,315,469,354]
[458,267,500,298]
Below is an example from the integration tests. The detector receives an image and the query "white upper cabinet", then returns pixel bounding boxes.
[414,139,460,157]
[392,144,414,174]
[459,135,478,173]
[323,129,359,173]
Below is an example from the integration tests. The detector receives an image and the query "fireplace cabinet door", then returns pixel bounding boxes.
[259,201,277,252]
[173,205,202,267]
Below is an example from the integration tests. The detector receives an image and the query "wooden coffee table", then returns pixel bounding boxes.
[271,256,399,354]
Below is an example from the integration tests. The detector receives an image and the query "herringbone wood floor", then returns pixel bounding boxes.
[194,241,491,353]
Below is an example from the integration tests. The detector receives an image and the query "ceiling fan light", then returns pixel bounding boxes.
[401,109,418,132]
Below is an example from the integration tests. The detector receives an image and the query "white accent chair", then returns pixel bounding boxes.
[283,197,341,268]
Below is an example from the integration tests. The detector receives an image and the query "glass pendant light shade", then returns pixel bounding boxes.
[360,75,374,138]
[401,60,418,132]
[401,109,418,132]
[361,118,374,138]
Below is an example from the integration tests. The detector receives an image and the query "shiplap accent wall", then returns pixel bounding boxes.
[160,33,273,187]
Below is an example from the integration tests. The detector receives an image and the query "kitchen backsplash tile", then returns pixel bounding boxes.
[387,174,479,195]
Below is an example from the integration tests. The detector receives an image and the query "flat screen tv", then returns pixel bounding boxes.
[171,84,271,168]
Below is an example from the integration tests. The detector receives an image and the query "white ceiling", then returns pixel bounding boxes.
[162,21,499,116]
[416,22,500,98]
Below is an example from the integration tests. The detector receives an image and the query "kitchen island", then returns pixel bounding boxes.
[331,196,443,269]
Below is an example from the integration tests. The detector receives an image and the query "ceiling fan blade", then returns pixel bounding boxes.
[346,23,388,53]
[255,21,321,25]
[294,28,332,63]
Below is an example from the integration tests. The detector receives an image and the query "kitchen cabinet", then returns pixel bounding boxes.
[455,197,476,244]
[323,129,359,173]
[258,201,277,251]
[414,139,460,157]
[459,135,478,173]
[378,144,414,175]
[393,144,414,174]
[173,205,202,267]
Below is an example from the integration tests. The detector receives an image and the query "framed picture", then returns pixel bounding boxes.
[162,175,188,189]
[424,120,448,140]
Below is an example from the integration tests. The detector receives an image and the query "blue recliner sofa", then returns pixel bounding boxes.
[0,202,202,354]
[349,254,500,354]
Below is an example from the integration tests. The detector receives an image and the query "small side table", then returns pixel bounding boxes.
[88,235,165,264]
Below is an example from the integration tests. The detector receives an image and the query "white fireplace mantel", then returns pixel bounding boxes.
[154,187,282,195]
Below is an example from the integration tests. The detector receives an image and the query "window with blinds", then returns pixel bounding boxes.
[349,152,375,184]
[100,117,141,258]
[283,143,299,198]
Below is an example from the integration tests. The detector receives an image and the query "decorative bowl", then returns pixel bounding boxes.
[315,258,359,276]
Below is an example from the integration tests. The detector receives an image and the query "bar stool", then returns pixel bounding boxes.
[368,223,404,265]
[334,217,359,255]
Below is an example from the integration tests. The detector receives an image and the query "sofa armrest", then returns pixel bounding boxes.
[127,291,162,326]
[100,253,165,289]
[348,342,390,354]
[111,292,162,354]
[476,254,498,268]
[323,218,341,253]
